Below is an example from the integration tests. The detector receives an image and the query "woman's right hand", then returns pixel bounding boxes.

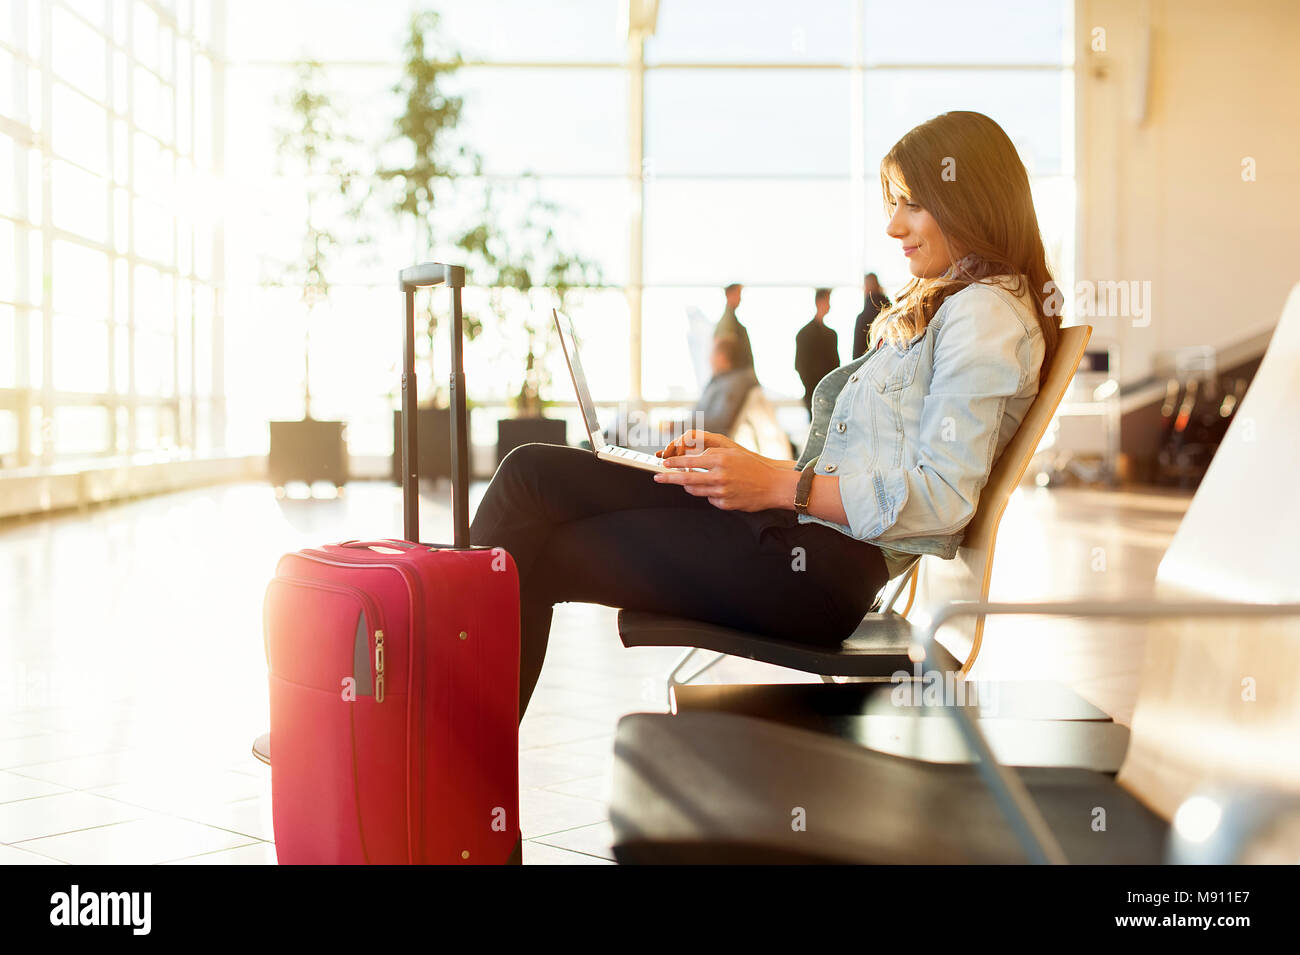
[656,429,740,460]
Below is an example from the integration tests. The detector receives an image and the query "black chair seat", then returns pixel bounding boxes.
[610,711,1167,865]
[671,682,1130,772]
[617,609,961,677]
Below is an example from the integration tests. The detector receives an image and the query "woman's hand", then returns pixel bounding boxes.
[655,429,740,460]
[653,446,795,512]
[658,428,798,471]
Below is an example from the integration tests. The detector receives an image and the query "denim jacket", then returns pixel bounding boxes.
[796,276,1046,576]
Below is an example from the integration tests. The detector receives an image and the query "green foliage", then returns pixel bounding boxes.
[272,60,365,417]
[378,10,476,250]
[377,11,484,404]
[456,179,602,416]
[276,11,604,417]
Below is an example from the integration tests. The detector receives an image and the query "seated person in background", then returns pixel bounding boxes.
[795,288,840,414]
[597,337,758,452]
[694,336,760,436]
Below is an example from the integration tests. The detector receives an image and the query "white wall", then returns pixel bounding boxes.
[1076,0,1300,385]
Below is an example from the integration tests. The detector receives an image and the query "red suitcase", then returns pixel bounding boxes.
[264,263,521,865]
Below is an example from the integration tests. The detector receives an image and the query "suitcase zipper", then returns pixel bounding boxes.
[273,575,386,703]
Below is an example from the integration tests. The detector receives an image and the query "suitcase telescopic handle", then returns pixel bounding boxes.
[399,263,471,549]
[399,263,465,291]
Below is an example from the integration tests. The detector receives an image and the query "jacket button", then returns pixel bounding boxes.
[836,422,846,433]
[823,463,837,473]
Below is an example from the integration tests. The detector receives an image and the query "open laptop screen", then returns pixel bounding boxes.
[553,309,608,449]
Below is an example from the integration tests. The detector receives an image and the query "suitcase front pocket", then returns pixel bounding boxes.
[266,576,408,863]
[265,576,386,701]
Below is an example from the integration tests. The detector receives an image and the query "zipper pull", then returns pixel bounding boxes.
[374,630,385,703]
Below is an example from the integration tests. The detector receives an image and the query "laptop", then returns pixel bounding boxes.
[552,309,705,474]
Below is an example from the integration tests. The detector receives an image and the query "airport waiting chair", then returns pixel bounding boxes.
[618,324,1093,701]
[609,601,1300,865]
[667,675,1132,773]
[609,282,1300,864]
[730,385,794,462]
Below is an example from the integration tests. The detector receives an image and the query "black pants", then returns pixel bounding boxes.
[469,443,890,717]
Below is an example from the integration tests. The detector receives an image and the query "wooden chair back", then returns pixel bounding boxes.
[910,324,1094,672]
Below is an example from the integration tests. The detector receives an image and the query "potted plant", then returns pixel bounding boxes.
[378,10,602,474]
[266,60,363,491]
[456,180,602,465]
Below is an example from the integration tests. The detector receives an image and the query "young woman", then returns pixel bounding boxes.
[470,110,1062,718]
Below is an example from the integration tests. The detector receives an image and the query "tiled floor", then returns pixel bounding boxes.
[0,478,1190,864]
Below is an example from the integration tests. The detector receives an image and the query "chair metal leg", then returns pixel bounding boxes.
[881,561,920,615]
[665,648,727,706]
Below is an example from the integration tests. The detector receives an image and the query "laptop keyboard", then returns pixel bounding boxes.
[607,446,665,466]
[604,445,707,472]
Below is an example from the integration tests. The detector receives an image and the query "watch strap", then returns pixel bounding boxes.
[794,455,818,515]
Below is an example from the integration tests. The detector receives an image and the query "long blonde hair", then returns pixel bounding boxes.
[870,111,1061,383]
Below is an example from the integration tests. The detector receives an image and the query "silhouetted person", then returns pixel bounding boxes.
[601,337,757,451]
[852,272,892,359]
[795,288,840,414]
[714,283,754,373]
[693,337,759,436]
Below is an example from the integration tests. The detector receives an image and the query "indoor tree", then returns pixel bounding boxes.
[456,180,602,416]
[377,9,483,400]
[263,59,366,489]
[379,10,601,424]
[273,59,363,418]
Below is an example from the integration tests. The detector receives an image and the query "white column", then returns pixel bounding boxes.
[626,25,646,404]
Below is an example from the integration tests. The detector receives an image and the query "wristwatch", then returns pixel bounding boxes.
[793,457,818,516]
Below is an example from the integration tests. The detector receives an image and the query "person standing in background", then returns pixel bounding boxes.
[714,283,755,373]
[795,288,840,414]
[852,272,892,359]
